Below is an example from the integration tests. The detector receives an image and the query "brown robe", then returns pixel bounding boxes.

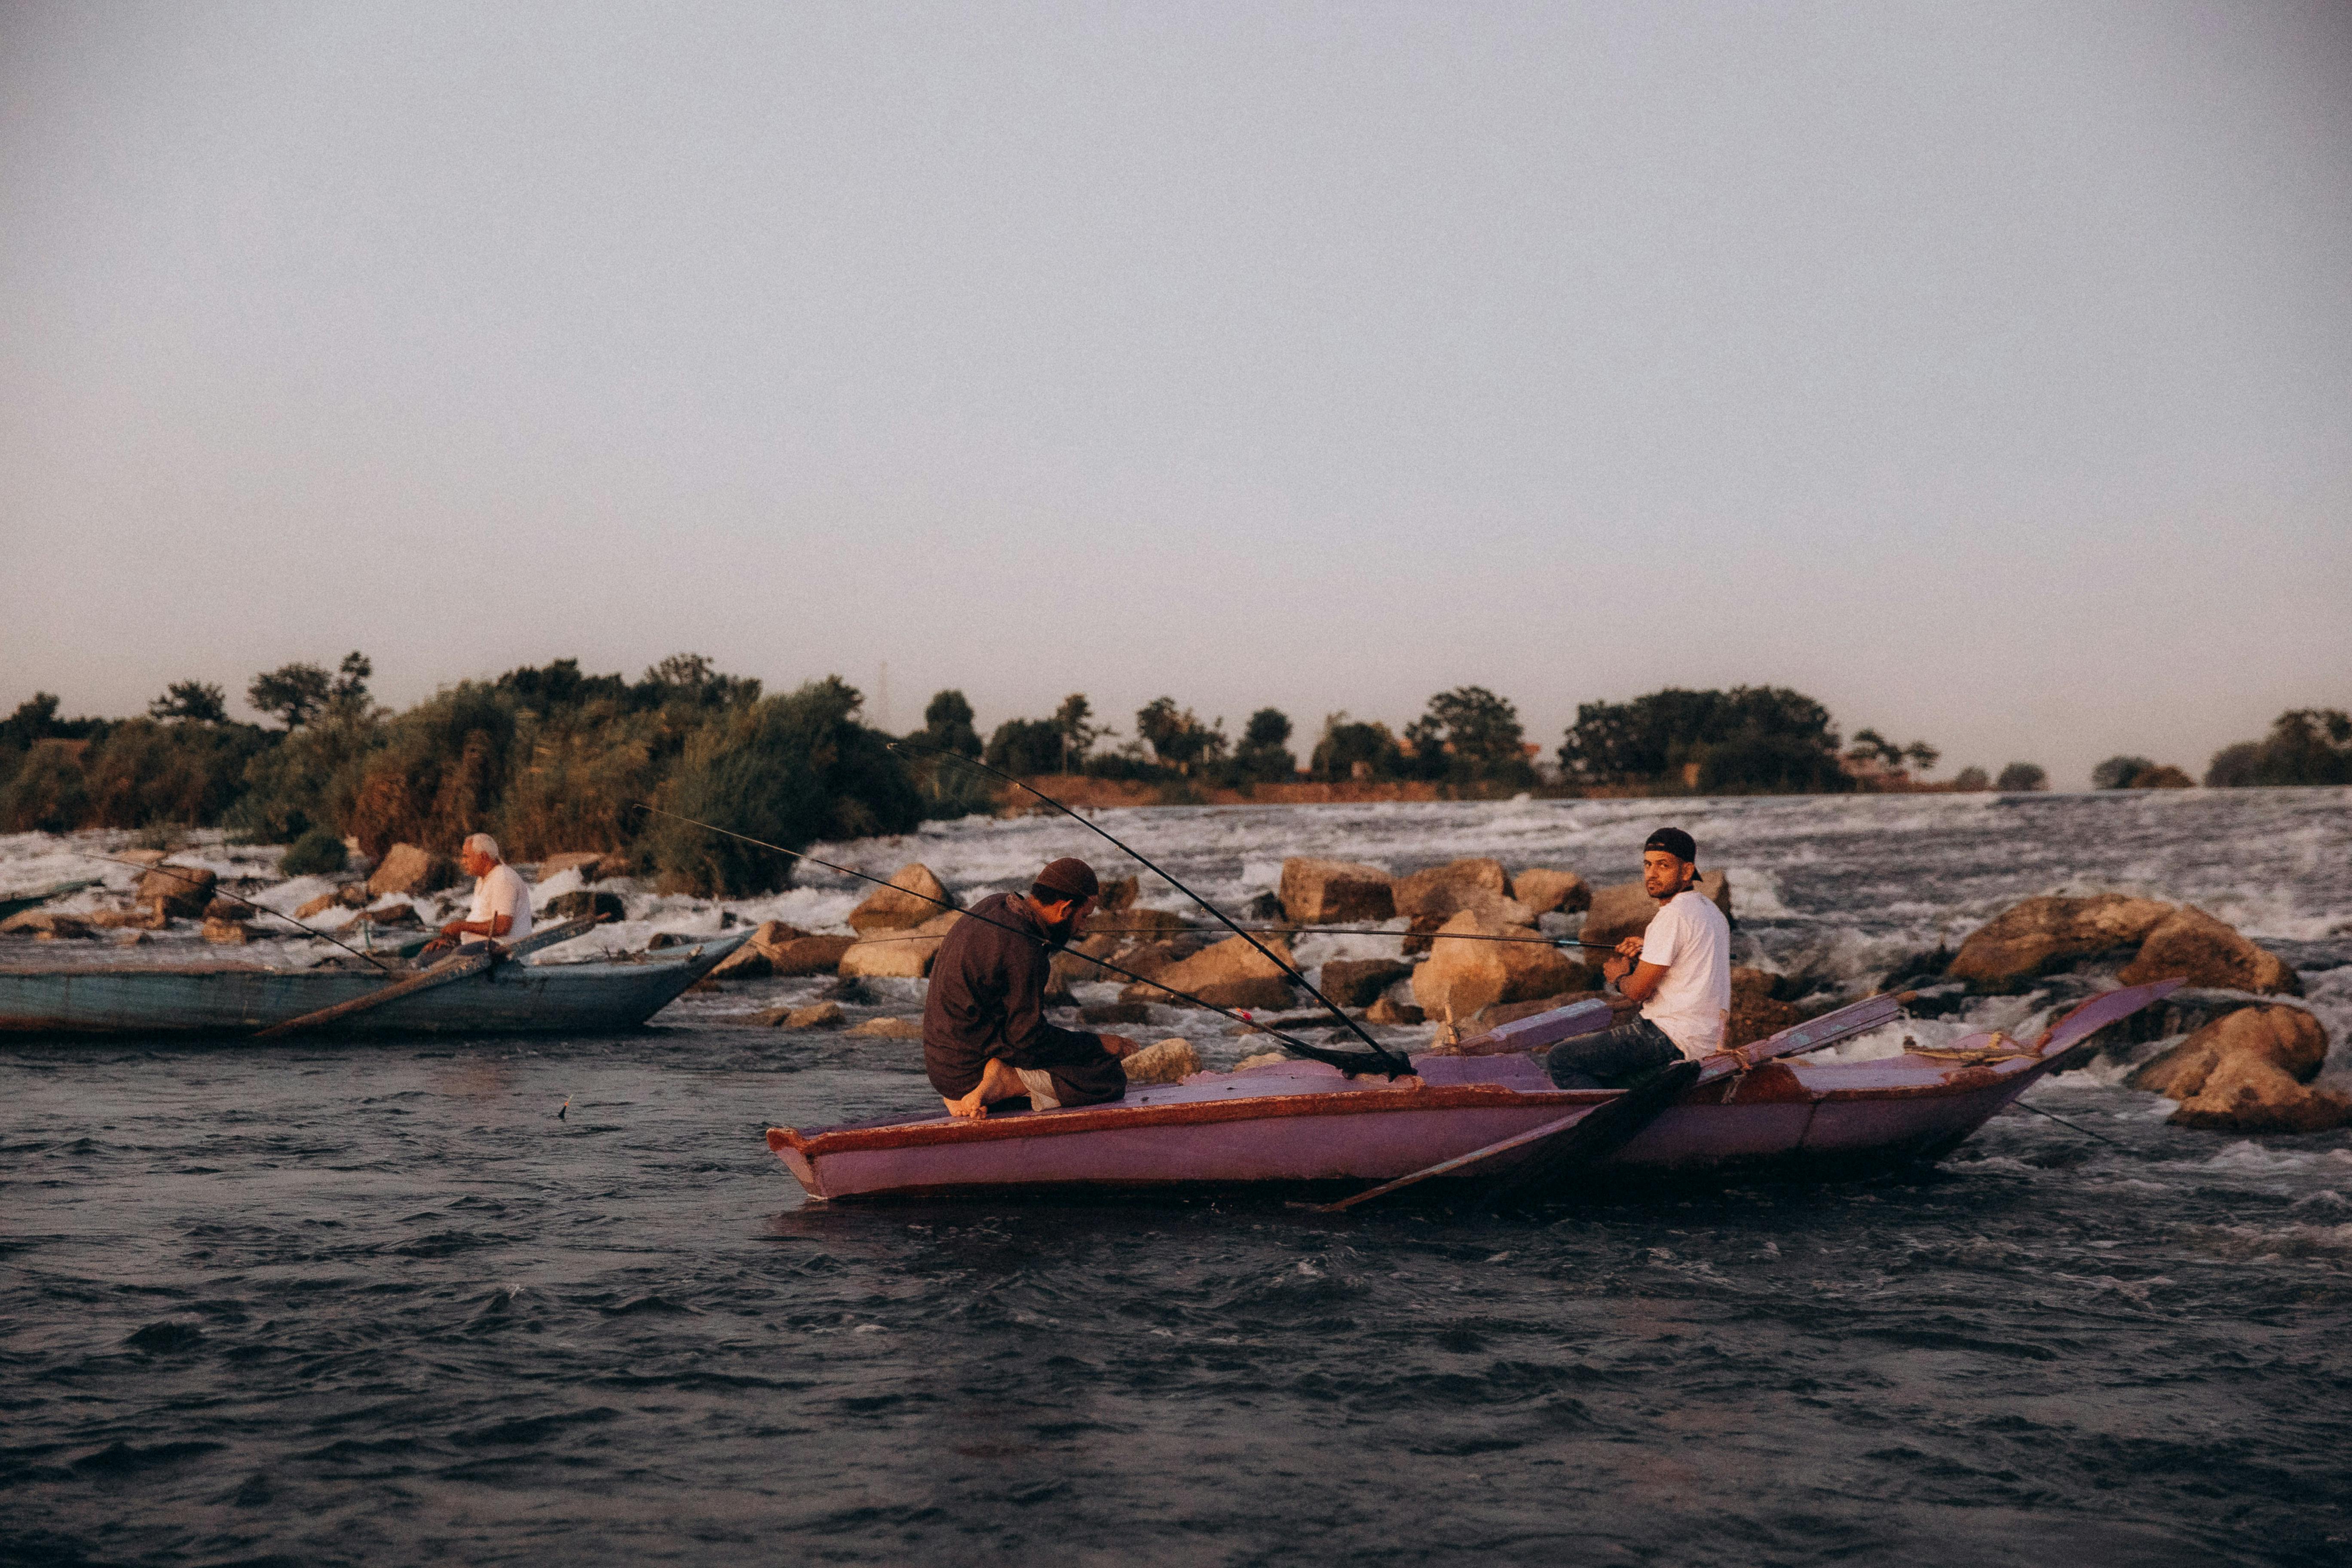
[922,892,1128,1107]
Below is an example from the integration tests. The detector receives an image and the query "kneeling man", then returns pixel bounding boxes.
[1546,827,1729,1088]
[924,856,1142,1119]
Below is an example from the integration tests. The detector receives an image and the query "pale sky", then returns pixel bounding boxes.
[4,1,2348,787]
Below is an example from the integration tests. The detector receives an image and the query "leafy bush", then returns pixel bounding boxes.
[345,685,520,856]
[1561,686,1849,793]
[1311,715,1403,781]
[647,678,920,896]
[226,709,383,844]
[1951,766,1991,791]
[80,719,270,827]
[495,699,667,858]
[2205,709,2352,787]
[280,827,349,876]
[0,743,92,833]
[1994,762,2048,792]
[2092,755,2158,790]
[984,717,1065,776]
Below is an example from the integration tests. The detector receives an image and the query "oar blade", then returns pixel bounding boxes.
[1470,1059,1702,1213]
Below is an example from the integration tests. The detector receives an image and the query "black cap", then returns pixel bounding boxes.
[1032,857,1100,901]
[1643,827,1697,864]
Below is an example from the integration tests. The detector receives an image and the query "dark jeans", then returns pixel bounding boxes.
[1544,1015,1682,1090]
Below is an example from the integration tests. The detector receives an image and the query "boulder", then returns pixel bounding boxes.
[86,905,166,931]
[772,935,859,976]
[1081,1000,1151,1026]
[358,903,421,928]
[202,896,247,923]
[760,1001,845,1030]
[1098,876,1139,913]
[2,909,92,938]
[837,910,962,979]
[1050,933,1127,989]
[1234,1050,1289,1071]
[536,851,612,883]
[1579,871,1732,948]
[845,1016,925,1039]
[1319,958,1412,1008]
[711,920,832,980]
[1393,859,1518,924]
[1413,912,1594,1022]
[1084,906,1190,937]
[369,843,456,899]
[1400,915,1446,956]
[1279,858,1395,925]
[543,890,627,925]
[2131,1006,2346,1133]
[1727,968,1807,1050]
[1121,1036,1202,1085]
[201,916,251,945]
[1190,977,1299,1011]
[294,892,340,920]
[338,884,374,909]
[135,863,216,918]
[1510,868,1590,917]
[1364,994,1424,1026]
[2119,906,2300,996]
[1947,894,2175,992]
[1120,933,1295,1006]
[848,864,957,936]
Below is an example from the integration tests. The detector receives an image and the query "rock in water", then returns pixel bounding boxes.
[369,844,456,899]
[3,910,93,938]
[2118,906,2300,995]
[1119,933,1297,1010]
[294,891,340,920]
[1412,912,1591,1021]
[2131,1005,2346,1133]
[711,919,829,980]
[1319,958,1411,1008]
[544,890,628,925]
[536,850,612,882]
[1278,858,1395,924]
[760,1001,845,1030]
[845,1016,925,1039]
[135,863,216,918]
[1121,1037,1201,1085]
[201,916,251,945]
[837,910,961,979]
[1510,868,1591,917]
[1393,859,1533,926]
[848,864,957,936]
[1726,968,1806,1049]
[1946,894,2174,992]
[1364,994,1424,1026]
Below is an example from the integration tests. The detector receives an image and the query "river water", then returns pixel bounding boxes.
[5,788,2350,1565]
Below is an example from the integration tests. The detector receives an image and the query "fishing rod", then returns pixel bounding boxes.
[1096,924,1623,951]
[632,803,1402,1075]
[80,854,402,976]
[889,740,1413,1075]
[2007,1099,2130,1150]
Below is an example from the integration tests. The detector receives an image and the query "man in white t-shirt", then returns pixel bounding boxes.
[421,832,533,958]
[1544,827,1731,1088]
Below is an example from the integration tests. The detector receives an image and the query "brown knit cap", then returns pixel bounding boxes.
[1032,857,1100,901]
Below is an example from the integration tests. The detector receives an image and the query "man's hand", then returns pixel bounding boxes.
[1098,1034,1142,1059]
[1602,953,1631,983]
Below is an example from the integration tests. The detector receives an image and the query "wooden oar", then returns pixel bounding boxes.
[250,916,597,1039]
[1468,1060,1702,1213]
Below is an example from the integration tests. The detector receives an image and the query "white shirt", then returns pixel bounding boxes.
[1637,887,1730,1059]
[468,861,533,946]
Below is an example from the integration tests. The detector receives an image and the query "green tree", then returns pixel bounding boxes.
[2207,708,2352,787]
[1561,686,1847,793]
[984,717,1065,776]
[1234,707,1297,781]
[147,681,228,724]
[1995,762,2048,792]
[1311,714,1402,781]
[919,689,983,758]
[1951,766,1991,791]
[2092,755,2158,790]
[648,677,919,896]
[248,663,332,728]
[1403,686,1532,784]
[1051,693,1109,771]
[1134,697,1225,774]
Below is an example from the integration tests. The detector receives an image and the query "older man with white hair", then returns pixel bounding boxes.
[420,832,533,958]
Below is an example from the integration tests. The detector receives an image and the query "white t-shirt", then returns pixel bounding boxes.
[468,862,533,946]
[1637,887,1730,1059]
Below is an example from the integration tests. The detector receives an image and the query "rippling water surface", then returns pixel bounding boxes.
[5,790,2350,1565]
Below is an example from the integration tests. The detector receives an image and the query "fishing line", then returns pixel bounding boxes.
[632,802,1402,1075]
[80,853,402,976]
[888,741,1412,1074]
[2008,1098,2131,1149]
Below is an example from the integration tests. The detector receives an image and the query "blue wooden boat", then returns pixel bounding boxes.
[0,933,748,1038]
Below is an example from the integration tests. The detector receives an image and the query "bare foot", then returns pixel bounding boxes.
[943,1091,988,1120]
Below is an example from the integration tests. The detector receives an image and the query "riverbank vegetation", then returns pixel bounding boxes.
[4,654,2331,892]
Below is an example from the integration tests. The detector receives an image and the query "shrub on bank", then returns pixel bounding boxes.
[648,678,922,896]
[279,827,349,876]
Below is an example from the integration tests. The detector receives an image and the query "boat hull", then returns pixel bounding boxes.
[769,983,2179,1201]
[0,935,746,1038]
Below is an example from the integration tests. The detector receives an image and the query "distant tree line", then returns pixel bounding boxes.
[2204,709,2352,787]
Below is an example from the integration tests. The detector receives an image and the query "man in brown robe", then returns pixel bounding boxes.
[923,856,1141,1119]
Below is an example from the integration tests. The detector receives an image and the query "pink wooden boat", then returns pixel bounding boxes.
[764,980,2183,1202]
